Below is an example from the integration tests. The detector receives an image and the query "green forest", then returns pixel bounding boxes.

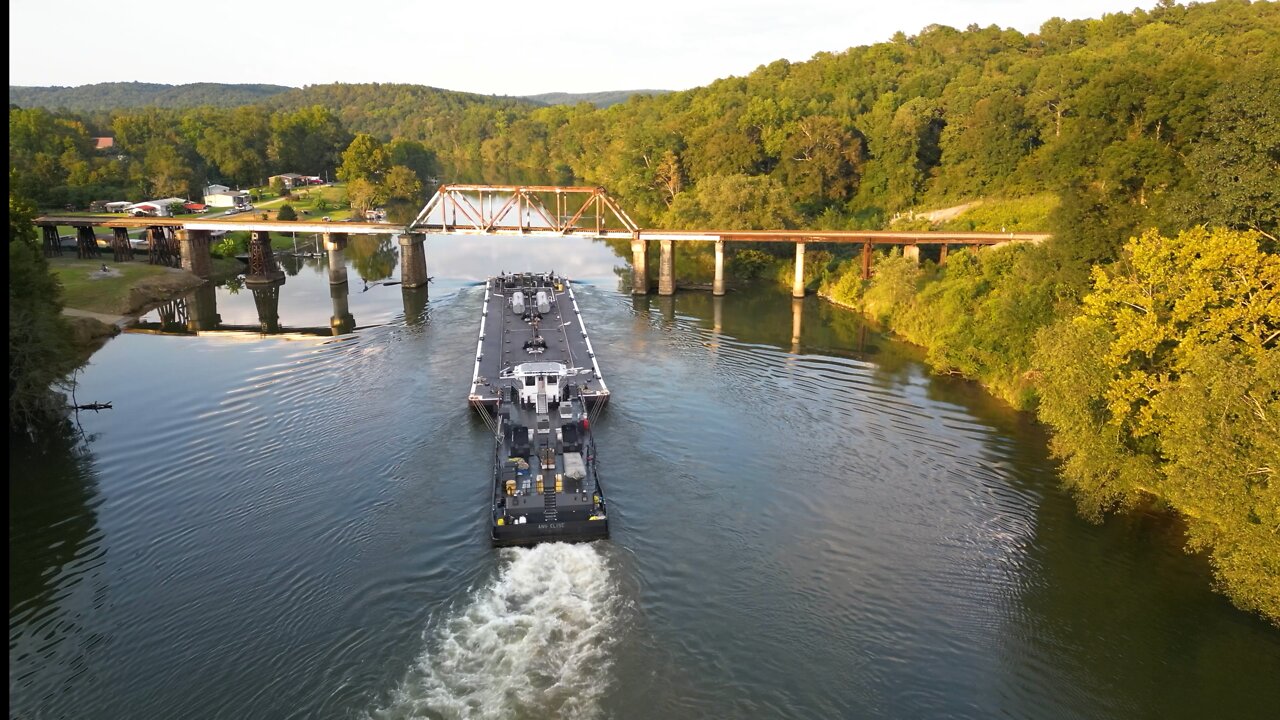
[9,82,294,111]
[9,0,1278,622]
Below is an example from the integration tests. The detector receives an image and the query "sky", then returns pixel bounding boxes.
[9,0,1157,95]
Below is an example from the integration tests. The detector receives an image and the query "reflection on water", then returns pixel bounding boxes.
[402,286,428,328]
[348,236,399,283]
[11,234,1280,720]
[9,430,106,707]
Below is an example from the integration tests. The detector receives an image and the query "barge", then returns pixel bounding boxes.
[470,272,609,546]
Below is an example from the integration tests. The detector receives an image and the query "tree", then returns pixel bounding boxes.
[140,143,195,199]
[276,203,297,221]
[772,115,863,212]
[346,177,388,212]
[269,177,287,197]
[9,192,75,435]
[653,150,683,207]
[1034,227,1280,623]
[667,173,799,230]
[1183,61,1280,241]
[337,134,389,183]
[9,107,95,207]
[268,105,350,176]
[384,165,423,202]
[937,89,1038,194]
[196,106,270,187]
[387,138,438,183]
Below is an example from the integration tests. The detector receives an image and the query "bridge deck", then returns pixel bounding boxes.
[34,216,399,235]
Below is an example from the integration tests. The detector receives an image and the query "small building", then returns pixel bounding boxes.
[268,173,305,189]
[125,197,187,217]
[103,201,132,213]
[204,189,251,209]
[204,184,231,196]
[92,137,115,150]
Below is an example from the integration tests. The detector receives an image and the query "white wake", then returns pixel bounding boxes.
[372,543,618,720]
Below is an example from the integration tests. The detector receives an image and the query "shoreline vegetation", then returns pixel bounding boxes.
[811,230,1278,625]
[9,1,1277,623]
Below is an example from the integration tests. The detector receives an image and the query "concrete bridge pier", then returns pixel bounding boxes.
[631,236,648,294]
[713,240,726,296]
[793,242,806,298]
[939,243,949,265]
[658,240,675,296]
[330,281,355,335]
[178,229,212,279]
[904,244,921,264]
[246,231,285,285]
[324,232,349,285]
[861,242,874,280]
[399,234,429,289]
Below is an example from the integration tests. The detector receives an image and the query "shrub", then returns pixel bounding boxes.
[730,248,775,281]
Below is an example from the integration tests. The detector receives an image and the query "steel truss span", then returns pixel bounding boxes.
[412,184,639,236]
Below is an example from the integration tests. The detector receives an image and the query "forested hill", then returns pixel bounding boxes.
[439,0,1278,242]
[522,90,671,108]
[265,83,538,142]
[8,82,293,110]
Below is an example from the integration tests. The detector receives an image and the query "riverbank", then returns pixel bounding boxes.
[809,232,1279,626]
[50,256,243,359]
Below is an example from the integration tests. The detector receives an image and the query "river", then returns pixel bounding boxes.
[9,234,1280,719]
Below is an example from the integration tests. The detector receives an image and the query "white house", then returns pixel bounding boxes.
[103,201,132,213]
[125,197,187,217]
[204,184,231,196]
[204,189,251,209]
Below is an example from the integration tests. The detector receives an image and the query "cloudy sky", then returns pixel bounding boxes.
[9,0,1155,95]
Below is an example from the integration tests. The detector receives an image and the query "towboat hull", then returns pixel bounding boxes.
[473,272,610,546]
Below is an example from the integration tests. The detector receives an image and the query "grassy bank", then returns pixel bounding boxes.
[51,257,241,316]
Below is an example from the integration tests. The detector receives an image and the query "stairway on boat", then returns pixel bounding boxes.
[543,489,558,522]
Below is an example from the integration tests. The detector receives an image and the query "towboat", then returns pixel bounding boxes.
[470,272,609,546]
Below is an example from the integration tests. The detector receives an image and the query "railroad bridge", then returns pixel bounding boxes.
[36,184,1049,302]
